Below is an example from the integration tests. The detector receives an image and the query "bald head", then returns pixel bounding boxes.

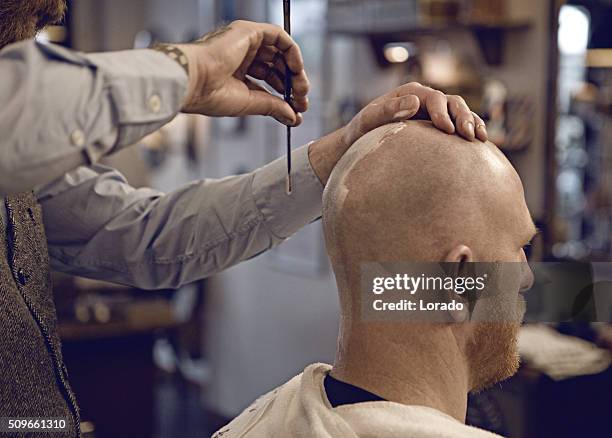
[325,121,537,394]
[323,121,535,297]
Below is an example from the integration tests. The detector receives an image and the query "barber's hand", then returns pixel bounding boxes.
[344,82,488,146]
[176,21,309,126]
[309,82,487,184]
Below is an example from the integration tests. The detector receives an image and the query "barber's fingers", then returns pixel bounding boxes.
[251,44,310,102]
[277,54,310,98]
[244,78,303,126]
[387,82,428,99]
[388,82,490,139]
[255,48,310,95]
[291,95,309,114]
[235,21,306,74]
[254,45,278,63]
[246,61,309,113]
[347,94,420,146]
[367,94,420,127]
[386,94,421,121]
[386,83,455,134]
[234,21,310,100]
[472,112,488,142]
[448,95,476,141]
[282,67,310,102]
[423,90,455,135]
[247,61,285,94]
[262,49,310,100]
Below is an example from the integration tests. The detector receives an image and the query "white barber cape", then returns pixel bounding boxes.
[213,363,503,438]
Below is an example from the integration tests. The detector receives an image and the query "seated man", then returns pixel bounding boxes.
[214,121,537,438]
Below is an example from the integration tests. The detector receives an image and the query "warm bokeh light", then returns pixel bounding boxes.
[384,45,410,63]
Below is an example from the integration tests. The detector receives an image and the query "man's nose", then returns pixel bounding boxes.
[520,263,535,293]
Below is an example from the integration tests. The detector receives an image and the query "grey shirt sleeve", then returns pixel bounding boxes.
[0,40,187,195]
[37,144,323,290]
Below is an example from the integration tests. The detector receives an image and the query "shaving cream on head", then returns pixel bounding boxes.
[322,122,408,300]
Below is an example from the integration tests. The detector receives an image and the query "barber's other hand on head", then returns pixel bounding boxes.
[309,82,487,185]
[344,82,488,147]
[176,21,309,126]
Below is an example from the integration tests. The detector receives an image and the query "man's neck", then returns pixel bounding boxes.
[330,322,470,422]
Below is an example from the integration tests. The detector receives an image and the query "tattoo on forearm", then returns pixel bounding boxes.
[195,25,231,45]
[152,43,189,75]
[152,25,231,77]
[152,25,230,78]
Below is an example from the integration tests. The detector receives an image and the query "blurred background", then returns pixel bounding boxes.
[40,0,612,437]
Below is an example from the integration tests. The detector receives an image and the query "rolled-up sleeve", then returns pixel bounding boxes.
[0,40,187,195]
[37,144,324,290]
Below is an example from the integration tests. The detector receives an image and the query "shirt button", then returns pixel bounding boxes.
[148,94,162,113]
[70,129,85,147]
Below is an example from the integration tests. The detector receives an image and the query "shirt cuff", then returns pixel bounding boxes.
[251,143,324,239]
[84,49,188,148]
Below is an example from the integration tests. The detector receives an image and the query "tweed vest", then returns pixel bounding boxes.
[0,192,80,437]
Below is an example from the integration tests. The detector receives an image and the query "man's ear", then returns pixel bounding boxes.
[444,245,473,323]
[444,245,474,263]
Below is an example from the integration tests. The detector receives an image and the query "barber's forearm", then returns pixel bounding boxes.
[252,143,324,239]
[83,48,187,147]
[42,143,323,290]
[45,170,277,290]
[0,41,187,194]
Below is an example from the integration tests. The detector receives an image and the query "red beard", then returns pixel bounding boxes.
[0,0,66,49]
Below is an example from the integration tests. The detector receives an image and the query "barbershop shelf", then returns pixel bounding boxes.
[329,20,533,65]
[59,299,178,341]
